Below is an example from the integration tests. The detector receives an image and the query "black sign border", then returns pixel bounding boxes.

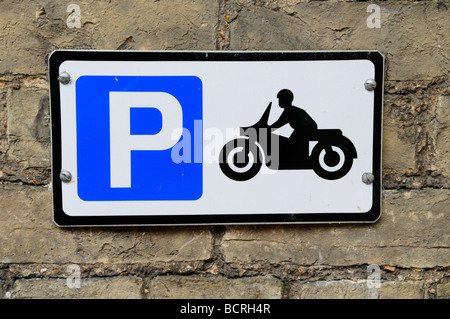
[49,50,384,226]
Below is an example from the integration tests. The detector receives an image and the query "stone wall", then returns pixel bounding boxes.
[0,0,449,299]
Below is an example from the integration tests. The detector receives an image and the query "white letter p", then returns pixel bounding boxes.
[109,92,183,188]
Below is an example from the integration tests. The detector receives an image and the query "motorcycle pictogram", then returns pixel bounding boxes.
[219,89,358,181]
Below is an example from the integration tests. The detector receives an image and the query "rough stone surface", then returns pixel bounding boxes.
[434,96,450,178]
[290,280,424,299]
[382,79,449,189]
[3,88,51,184]
[0,0,219,74]
[222,189,450,268]
[382,114,416,175]
[225,1,449,81]
[292,280,368,299]
[10,276,142,299]
[379,281,424,299]
[437,282,450,299]
[0,185,213,264]
[149,275,282,299]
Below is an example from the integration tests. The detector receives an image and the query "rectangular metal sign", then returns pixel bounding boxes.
[49,50,384,226]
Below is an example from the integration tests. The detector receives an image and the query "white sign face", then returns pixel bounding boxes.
[49,51,383,226]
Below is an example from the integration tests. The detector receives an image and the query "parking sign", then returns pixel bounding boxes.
[49,50,383,226]
[76,76,203,201]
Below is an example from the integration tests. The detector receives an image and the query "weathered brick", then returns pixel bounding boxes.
[381,79,449,189]
[379,281,424,299]
[433,96,450,178]
[0,0,219,74]
[3,88,51,184]
[382,115,415,175]
[291,280,367,299]
[10,276,142,299]
[0,185,213,264]
[227,1,449,80]
[437,282,450,299]
[222,189,450,268]
[149,275,282,299]
[290,280,424,299]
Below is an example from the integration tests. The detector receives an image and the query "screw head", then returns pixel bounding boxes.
[58,71,71,84]
[362,172,374,185]
[364,79,377,91]
[59,170,72,183]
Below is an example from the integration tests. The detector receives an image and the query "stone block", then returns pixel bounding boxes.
[382,116,415,174]
[0,0,219,74]
[0,185,213,264]
[10,276,142,299]
[290,280,424,299]
[379,281,424,299]
[149,275,282,299]
[437,282,450,299]
[227,1,449,80]
[6,88,50,171]
[291,280,367,299]
[434,96,450,178]
[222,189,450,268]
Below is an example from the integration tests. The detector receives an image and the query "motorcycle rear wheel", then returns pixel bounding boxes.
[311,142,354,180]
[219,138,262,181]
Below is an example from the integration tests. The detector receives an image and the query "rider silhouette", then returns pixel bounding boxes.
[270,89,318,168]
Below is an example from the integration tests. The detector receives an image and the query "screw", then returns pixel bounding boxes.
[364,79,377,91]
[59,170,72,183]
[58,71,71,84]
[362,172,374,184]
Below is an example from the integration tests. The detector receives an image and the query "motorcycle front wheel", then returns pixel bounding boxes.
[311,142,355,180]
[219,138,262,181]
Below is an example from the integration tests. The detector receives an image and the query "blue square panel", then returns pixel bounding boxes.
[75,76,203,201]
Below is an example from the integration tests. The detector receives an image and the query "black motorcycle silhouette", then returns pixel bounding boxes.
[219,102,357,181]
